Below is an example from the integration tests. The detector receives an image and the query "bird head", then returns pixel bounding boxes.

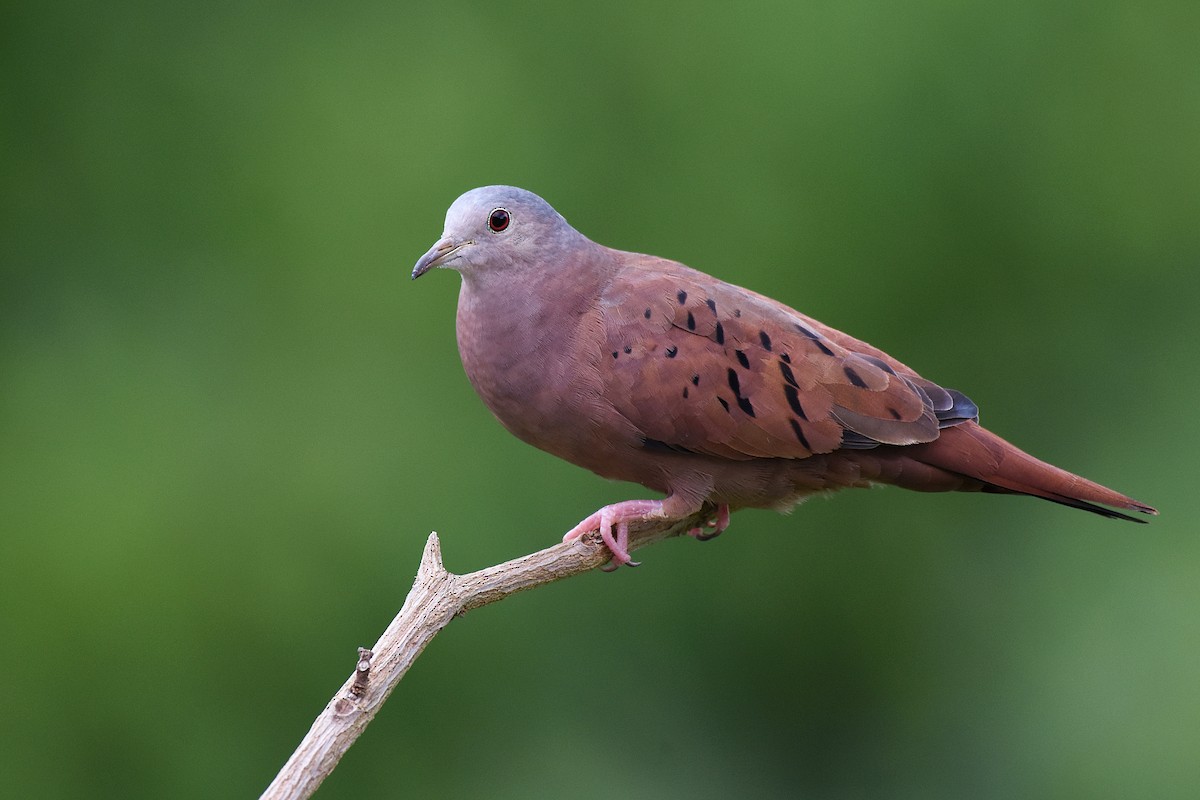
[411,185,584,280]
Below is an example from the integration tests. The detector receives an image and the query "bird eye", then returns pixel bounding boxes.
[487,208,510,233]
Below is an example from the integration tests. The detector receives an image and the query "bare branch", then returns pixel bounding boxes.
[259,509,711,800]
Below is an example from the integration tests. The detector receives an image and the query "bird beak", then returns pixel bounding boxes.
[412,237,473,280]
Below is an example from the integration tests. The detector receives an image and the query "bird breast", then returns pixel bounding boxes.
[454,267,637,469]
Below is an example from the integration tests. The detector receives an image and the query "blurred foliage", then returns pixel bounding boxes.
[1,1,1197,797]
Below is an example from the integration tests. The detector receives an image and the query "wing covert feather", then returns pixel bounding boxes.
[598,259,968,460]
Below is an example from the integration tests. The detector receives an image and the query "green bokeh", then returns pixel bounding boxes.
[2,1,1197,797]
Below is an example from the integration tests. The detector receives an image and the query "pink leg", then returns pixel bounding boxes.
[563,499,667,569]
[599,519,635,573]
[688,503,731,541]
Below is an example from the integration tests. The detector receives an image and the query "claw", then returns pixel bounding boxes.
[687,504,732,542]
[714,503,731,531]
[600,558,640,572]
[563,499,665,570]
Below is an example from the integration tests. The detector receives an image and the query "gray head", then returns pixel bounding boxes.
[411,186,587,280]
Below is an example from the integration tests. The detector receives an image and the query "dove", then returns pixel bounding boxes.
[412,186,1156,569]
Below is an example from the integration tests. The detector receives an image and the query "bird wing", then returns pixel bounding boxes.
[598,256,977,460]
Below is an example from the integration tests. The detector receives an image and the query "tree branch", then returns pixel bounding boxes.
[259,509,711,800]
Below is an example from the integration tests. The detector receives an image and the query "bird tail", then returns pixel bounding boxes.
[906,421,1158,523]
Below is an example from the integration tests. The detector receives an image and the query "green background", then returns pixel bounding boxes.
[2,1,1197,797]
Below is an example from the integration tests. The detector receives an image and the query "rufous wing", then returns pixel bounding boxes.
[598,259,974,460]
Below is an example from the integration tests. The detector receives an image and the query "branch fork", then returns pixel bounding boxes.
[260,508,711,800]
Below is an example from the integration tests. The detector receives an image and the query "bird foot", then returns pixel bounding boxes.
[688,503,731,541]
[563,499,667,570]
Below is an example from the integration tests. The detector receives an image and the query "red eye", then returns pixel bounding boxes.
[488,208,510,232]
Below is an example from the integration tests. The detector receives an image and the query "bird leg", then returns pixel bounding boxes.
[688,503,731,541]
[563,498,730,569]
[562,499,668,570]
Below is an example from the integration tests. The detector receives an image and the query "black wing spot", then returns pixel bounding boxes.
[780,352,791,363]
[714,322,725,345]
[665,345,678,358]
[734,309,742,317]
[612,351,619,359]
[677,290,688,304]
[683,387,689,399]
[759,330,772,351]
[779,360,799,388]
[686,311,696,330]
[644,308,652,319]
[784,384,807,419]
[623,345,632,354]
[706,298,717,314]
[691,374,700,385]
[862,354,897,375]
[794,328,834,358]
[726,368,742,396]
[717,396,730,413]
[736,350,750,369]
[726,369,755,416]
[887,406,902,420]
[795,324,835,357]
[789,418,812,451]
[843,366,868,388]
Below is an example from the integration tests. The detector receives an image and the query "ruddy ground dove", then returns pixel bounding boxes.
[413,186,1156,568]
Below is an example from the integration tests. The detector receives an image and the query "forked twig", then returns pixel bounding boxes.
[260,510,709,800]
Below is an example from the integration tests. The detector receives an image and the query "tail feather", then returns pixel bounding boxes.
[906,421,1158,522]
[980,483,1150,523]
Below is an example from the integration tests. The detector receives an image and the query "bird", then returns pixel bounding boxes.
[412,186,1156,569]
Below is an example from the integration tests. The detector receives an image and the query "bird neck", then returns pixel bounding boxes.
[459,260,606,358]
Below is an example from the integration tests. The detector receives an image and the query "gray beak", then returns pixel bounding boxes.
[412,237,472,280]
